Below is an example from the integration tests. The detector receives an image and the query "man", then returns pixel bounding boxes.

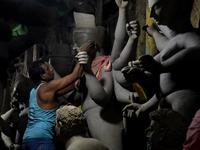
[122,0,200,124]
[55,104,109,150]
[146,109,188,150]
[22,59,83,150]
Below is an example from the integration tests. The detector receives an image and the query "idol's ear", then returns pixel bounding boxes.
[159,127,167,143]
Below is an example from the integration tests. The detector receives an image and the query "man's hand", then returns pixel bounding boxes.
[115,0,129,9]
[126,20,140,40]
[80,40,96,55]
[74,40,96,54]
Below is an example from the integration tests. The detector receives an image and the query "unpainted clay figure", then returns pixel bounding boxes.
[123,0,200,124]
[1,101,21,150]
[55,104,109,150]
[146,109,188,150]
[110,1,149,149]
[74,13,123,150]
[111,0,141,106]
[183,108,200,150]
[1,73,35,150]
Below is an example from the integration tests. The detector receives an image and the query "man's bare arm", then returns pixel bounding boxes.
[56,85,76,96]
[40,62,83,102]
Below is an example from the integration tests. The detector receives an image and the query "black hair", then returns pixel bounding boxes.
[28,60,45,84]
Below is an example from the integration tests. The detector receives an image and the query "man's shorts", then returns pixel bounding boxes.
[22,138,56,150]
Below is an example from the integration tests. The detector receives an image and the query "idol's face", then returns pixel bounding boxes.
[146,120,163,150]
[148,0,177,25]
[55,118,64,144]
[73,33,98,54]
[55,119,60,136]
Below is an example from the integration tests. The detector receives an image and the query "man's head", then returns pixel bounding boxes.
[148,0,194,25]
[55,104,86,138]
[28,60,54,84]
[146,109,188,150]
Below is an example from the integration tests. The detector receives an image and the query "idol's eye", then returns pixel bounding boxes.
[153,2,162,10]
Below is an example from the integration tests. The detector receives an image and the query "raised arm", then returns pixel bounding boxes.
[48,62,82,90]
[39,62,83,104]
[76,52,113,107]
[110,0,129,63]
[146,23,169,52]
[45,62,80,97]
[112,20,139,70]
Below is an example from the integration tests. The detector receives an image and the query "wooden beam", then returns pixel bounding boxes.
[33,44,38,61]
[95,0,103,26]
[135,0,146,58]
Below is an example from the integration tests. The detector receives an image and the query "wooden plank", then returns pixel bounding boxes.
[135,0,146,58]
[33,44,38,61]
[95,0,103,26]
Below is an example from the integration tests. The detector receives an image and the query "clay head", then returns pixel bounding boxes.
[11,73,35,107]
[55,104,86,137]
[73,26,107,52]
[148,0,194,25]
[12,80,29,103]
[146,109,188,150]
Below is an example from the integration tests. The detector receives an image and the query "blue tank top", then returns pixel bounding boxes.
[23,83,59,140]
